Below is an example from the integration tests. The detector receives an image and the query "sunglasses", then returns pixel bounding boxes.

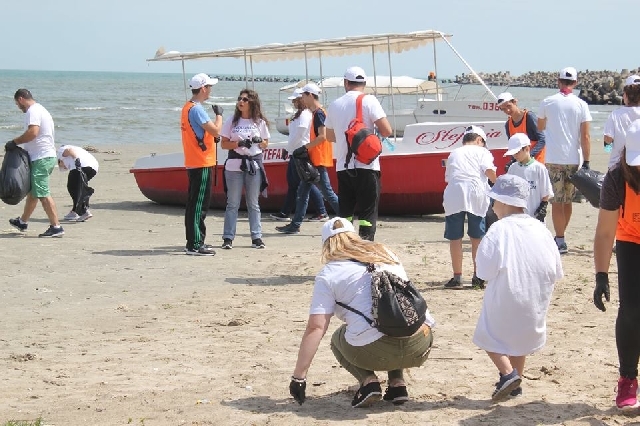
[237,96,250,102]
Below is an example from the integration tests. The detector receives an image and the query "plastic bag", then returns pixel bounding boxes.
[0,145,31,205]
[74,168,94,215]
[292,149,319,183]
[569,168,604,208]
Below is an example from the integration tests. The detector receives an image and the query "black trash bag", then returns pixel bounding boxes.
[485,203,499,231]
[569,168,604,208]
[0,144,31,205]
[292,149,319,183]
[74,168,94,215]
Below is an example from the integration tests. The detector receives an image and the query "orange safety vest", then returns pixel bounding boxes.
[617,183,640,244]
[307,107,333,167]
[181,101,216,168]
[508,110,545,163]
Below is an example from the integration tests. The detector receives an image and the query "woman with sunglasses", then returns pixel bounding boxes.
[220,89,271,249]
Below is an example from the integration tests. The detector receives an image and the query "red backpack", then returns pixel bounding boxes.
[344,93,382,168]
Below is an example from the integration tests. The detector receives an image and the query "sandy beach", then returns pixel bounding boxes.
[0,141,635,426]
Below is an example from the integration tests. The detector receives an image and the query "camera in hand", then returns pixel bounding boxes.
[238,137,263,149]
[238,139,253,149]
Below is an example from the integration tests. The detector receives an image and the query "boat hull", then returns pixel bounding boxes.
[130,121,510,215]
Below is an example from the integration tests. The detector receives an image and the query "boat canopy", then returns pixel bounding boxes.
[318,76,442,95]
[148,30,451,63]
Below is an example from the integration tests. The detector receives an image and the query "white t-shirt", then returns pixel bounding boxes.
[286,110,312,152]
[506,159,553,216]
[57,145,99,172]
[21,103,56,161]
[472,214,563,356]
[537,93,592,165]
[309,260,436,347]
[603,106,640,169]
[443,144,496,217]
[221,117,271,172]
[325,91,387,172]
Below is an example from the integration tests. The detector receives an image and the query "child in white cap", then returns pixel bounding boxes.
[504,133,554,221]
[473,174,563,401]
[442,125,497,289]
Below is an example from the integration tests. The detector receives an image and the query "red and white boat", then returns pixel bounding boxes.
[132,30,509,215]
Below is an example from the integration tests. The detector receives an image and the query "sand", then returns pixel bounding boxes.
[0,142,634,426]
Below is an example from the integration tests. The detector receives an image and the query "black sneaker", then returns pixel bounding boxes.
[383,385,409,405]
[185,245,216,256]
[251,238,265,249]
[510,387,522,397]
[444,277,463,289]
[492,369,522,401]
[221,238,233,249]
[38,225,64,238]
[471,274,485,289]
[306,213,329,222]
[493,381,523,397]
[270,212,290,221]
[9,217,27,232]
[276,223,300,234]
[352,382,382,408]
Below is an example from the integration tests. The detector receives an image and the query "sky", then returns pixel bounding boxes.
[0,0,634,78]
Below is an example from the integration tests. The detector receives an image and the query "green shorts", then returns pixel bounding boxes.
[30,157,57,198]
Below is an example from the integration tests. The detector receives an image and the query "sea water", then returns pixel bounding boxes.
[0,69,616,147]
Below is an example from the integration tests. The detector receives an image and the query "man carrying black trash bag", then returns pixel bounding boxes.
[0,141,31,205]
[7,89,64,238]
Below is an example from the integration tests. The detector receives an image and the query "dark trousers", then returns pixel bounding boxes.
[616,240,640,378]
[281,159,323,216]
[185,167,212,250]
[337,169,381,241]
[67,167,97,214]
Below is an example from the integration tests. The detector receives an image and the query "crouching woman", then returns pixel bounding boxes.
[289,217,436,408]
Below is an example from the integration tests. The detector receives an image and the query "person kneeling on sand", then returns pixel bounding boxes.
[289,217,435,408]
[57,144,99,222]
[473,174,563,401]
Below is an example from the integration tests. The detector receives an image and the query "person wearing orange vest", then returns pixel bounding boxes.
[594,119,640,410]
[497,92,546,165]
[180,73,223,256]
[276,83,340,235]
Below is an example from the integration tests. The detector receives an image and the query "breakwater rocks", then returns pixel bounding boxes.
[455,69,640,105]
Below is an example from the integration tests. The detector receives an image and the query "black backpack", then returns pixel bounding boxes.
[336,262,427,338]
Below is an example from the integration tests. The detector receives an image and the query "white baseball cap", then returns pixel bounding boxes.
[287,88,304,100]
[464,125,487,143]
[504,133,531,156]
[301,82,322,96]
[189,73,218,89]
[496,92,515,107]
[625,75,640,86]
[625,119,640,166]
[488,174,530,209]
[559,67,577,81]
[344,66,367,83]
[321,217,356,244]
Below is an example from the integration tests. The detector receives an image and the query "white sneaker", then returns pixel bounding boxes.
[77,210,93,222]
[63,211,80,221]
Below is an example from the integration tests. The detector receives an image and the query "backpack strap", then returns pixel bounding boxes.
[335,259,377,325]
[335,301,374,326]
[344,94,368,172]
[355,93,365,122]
